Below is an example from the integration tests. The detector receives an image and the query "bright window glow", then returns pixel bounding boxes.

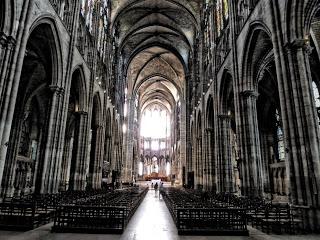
[313,82,320,108]
[122,124,126,133]
[166,162,171,176]
[139,162,143,176]
[275,109,285,161]
[160,141,166,149]
[144,141,150,149]
[152,156,159,173]
[140,107,170,138]
[312,81,320,124]
[124,102,127,117]
[151,140,159,150]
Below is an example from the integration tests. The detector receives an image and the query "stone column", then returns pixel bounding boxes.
[123,98,135,183]
[0,34,16,107]
[70,111,89,190]
[203,129,208,189]
[180,98,187,186]
[60,136,74,190]
[191,128,197,187]
[204,128,214,190]
[273,38,320,230]
[91,124,104,189]
[217,115,234,192]
[0,0,34,191]
[259,130,272,195]
[196,136,202,188]
[239,90,264,197]
[41,86,65,194]
[207,128,216,191]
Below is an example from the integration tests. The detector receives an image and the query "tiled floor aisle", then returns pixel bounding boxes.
[1,189,320,240]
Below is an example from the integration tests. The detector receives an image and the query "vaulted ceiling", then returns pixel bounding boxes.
[111,0,200,113]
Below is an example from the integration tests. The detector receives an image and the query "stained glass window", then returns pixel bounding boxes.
[140,106,171,138]
[312,81,320,124]
[81,0,86,16]
[85,0,94,32]
[275,109,285,161]
[215,0,229,37]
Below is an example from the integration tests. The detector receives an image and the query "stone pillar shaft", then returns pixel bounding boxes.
[277,40,320,206]
[239,90,264,197]
[0,0,34,190]
[71,111,88,190]
[217,115,234,192]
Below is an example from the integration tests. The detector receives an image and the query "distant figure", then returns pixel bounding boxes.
[201,191,209,201]
[159,182,164,199]
[151,182,154,189]
[154,182,158,196]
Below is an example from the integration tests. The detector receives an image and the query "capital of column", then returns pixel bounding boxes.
[58,87,65,96]
[205,127,214,133]
[0,33,7,47]
[0,33,13,49]
[49,85,60,93]
[6,36,16,50]
[0,33,16,49]
[285,38,313,55]
[77,110,88,116]
[105,135,111,139]
[218,114,231,119]
[240,90,259,99]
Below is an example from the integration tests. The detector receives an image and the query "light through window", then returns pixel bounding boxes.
[151,140,159,150]
[140,107,170,138]
[166,162,171,176]
[275,109,285,161]
[312,81,320,124]
[138,162,143,176]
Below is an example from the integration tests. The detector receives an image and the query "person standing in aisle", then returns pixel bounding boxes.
[154,182,158,197]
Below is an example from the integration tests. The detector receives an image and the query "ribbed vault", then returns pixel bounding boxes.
[113,0,200,183]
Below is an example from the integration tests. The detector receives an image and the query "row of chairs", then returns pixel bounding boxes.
[161,188,248,235]
[161,188,303,235]
[52,186,148,233]
[0,188,119,230]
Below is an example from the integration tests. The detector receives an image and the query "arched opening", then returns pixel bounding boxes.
[113,0,194,186]
[2,23,59,196]
[60,69,84,191]
[195,112,202,189]
[205,96,215,191]
[243,27,287,200]
[257,64,287,201]
[218,72,236,193]
[0,0,4,32]
[87,94,102,189]
[238,26,272,197]
[309,9,320,127]
[102,109,112,186]
[187,121,195,189]
[140,104,171,181]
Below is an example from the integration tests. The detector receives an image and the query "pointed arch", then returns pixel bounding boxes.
[241,22,273,91]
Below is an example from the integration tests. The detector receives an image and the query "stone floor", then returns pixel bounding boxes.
[1,188,320,240]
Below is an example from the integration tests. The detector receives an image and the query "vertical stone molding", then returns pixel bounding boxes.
[280,39,320,207]
[217,114,234,193]
[70,110,88,191]
[239,90,264,197]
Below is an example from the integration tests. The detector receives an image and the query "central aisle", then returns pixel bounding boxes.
[120,188,250,240]
[3,188,260,240]
[121,189,177,240]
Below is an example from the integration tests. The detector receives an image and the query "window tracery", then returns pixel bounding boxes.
[275,109,285,161]
[215,0,229,37]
